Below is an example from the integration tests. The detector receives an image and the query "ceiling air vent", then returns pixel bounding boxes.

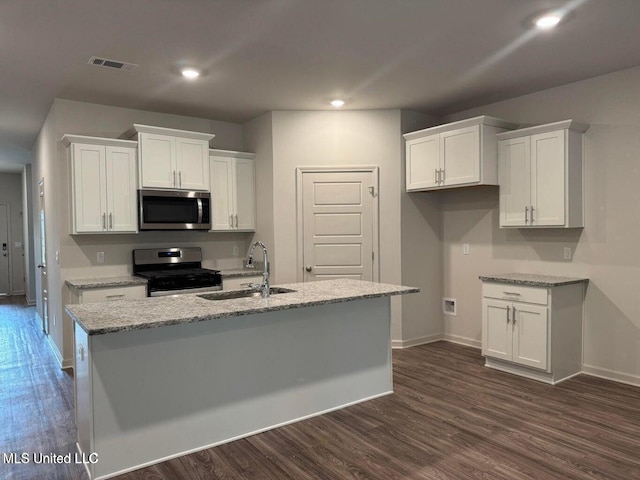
[88,56,138,72]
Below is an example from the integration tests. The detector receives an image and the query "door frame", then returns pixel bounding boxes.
[295,166,379,283]
[0,202,13,296]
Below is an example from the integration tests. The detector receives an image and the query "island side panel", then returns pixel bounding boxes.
[86,297,392,479]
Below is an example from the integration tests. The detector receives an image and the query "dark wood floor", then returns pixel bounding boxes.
[2,296,639,479]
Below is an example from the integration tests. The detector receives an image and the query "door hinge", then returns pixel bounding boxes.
[372,251,374,261]
[368,186,376,197]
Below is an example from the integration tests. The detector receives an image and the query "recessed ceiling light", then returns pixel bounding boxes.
[330,99,345,108]
[181,68,200,79]
[535,13,562,29]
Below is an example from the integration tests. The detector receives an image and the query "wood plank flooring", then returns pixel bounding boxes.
[1,295,639,479]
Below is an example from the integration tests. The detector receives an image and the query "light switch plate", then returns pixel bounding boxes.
[233,246,240,256]
[97,251,105,263]
[463,244,470,255]
[563,247,572,260]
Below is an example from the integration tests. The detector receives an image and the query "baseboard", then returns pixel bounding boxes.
[26,295,36,306]
[442,333,481,349]
[46,334,63,367]
[12,290,25,296]
[582,364,640,388]
[392,333,443,349]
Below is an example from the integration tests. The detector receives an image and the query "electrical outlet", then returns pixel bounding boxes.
[563,247,572,260]
[233,246,240,256]
[463,243,470,255]
[97,251,105,263]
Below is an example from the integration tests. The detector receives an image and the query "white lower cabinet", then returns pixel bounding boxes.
[481,280,584,384]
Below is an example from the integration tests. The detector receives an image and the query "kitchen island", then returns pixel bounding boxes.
[66,279,418,480]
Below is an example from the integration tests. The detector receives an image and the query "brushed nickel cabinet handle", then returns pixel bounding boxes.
[179,171,182,188]
[109,213,113,230]
[530,205,534,223]
[512,306,516,324]
[525,206,529,223]
[229,215,233,228]
[440,169,445,184]
[102,213,106,230]
[235,214,239,228]
[435,168,439,184]
[173,170,177,187]
[506,305,511,323]
[503,291,521,296]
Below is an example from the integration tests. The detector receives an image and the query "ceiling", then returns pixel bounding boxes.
[2,0,640,172]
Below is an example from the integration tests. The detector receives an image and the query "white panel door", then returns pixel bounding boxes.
[499,137,530,227]
[0,204,10,295]
[441,125,479,186]
[406,134,439,190]
[234,158,256,231]
[482,299,511,361]
[210,156,234,230]
[512,303,548,371]
[176,138,209,191]
[106,146,138,233]
[72,143,107,233]
[531,130,565,226]
[301,170,376,282]
[139,133,175,189]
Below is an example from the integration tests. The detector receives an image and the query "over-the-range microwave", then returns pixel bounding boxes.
[138,189,211,230]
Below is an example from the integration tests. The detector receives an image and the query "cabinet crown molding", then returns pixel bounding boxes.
[61,134,138,148]
[125,124,215,142]
[403,115,518,140]
[496,120,589,141]
[209,149,255,159]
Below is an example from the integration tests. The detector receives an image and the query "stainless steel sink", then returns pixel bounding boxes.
[198,287,296,301]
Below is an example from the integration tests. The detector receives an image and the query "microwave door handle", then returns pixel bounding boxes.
[197,198,203,224]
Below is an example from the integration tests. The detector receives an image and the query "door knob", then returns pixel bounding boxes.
[37,264,45,268]
[305,266,313,272]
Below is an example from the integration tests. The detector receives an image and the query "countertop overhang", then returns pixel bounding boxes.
[479,273,589,287]
[66,279,419,336]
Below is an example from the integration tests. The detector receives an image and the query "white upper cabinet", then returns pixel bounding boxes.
[497,120,588,228]
[63,135,138,234]
[404,116,517,191]
[210,150,256,232]
[128,124,214,191]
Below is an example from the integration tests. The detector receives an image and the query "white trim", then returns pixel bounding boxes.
[295,166,380,283]
[392,333,443,349]
[124,124,215,141]
[26,295,36,306]
[0,202,13,295]
[46,334,63,366]
[83,390,393,480]
[582,364,640,388]
[209,149,255,159]
[60,134,138,148]
[442,333,481,349]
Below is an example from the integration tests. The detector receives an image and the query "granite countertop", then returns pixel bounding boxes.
[66,276,148,289]
[218,266,264,278]
[478,273,588,287]
[66,279,419,336]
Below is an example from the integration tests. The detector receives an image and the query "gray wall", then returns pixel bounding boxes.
[0,172,26,294]
[21,165,36,303]
[441,65,640,384]
[33,99,247,367]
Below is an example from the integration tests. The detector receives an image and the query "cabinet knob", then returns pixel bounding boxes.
[305,266,313,272]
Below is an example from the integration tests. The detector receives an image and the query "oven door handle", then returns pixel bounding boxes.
[197,198,203,224]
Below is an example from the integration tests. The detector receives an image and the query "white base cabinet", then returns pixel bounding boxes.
[481,280,585,384]
[210,150,256,231]
[497,120,588,228]
[404,116,517,191]
[127,124,214,191]
[62,135,138,234]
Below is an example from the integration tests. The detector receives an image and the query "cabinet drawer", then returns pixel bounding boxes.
[80,285,147,303]
[482,283,547,305]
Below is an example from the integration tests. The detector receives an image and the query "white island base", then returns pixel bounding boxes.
[74,297,393,480]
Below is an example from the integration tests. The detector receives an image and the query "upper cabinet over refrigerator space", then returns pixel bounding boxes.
[403,116,518,191]
[497,120,589,229]
[126,124,214,191]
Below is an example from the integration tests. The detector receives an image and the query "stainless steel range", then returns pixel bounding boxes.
[133,247,222,297]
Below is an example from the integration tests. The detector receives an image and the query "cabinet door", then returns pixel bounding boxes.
[499,137,530,227]
[210,156,234,230]
[223,276,262,290]
[72,144,107,233]
[176,138,210,191]
[106,146,138,233]
[406,134,439,190]
[482,299,512,361]
[234,158,256,231]
[512,303,548,371]
[530,130,565,226]
[139,133,176,189]
[440,125,479,186]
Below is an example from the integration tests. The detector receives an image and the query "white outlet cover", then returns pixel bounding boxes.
[563,247,572,260]
[97,251,105,263]
[463,244,470,255]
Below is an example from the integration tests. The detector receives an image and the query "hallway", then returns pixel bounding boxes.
[0,295,86,480]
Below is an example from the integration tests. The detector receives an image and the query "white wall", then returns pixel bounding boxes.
[33,99,248,367]
[21,165,36,303]
[442,65,640,384]
[0,173,26,294]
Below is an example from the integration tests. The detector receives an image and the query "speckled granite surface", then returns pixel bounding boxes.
[66,276,148,289]
[219,266,264,278]
[67,279,419,335]
[479,273,588,287]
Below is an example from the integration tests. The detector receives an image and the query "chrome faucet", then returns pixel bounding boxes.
[245,241,270,298]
